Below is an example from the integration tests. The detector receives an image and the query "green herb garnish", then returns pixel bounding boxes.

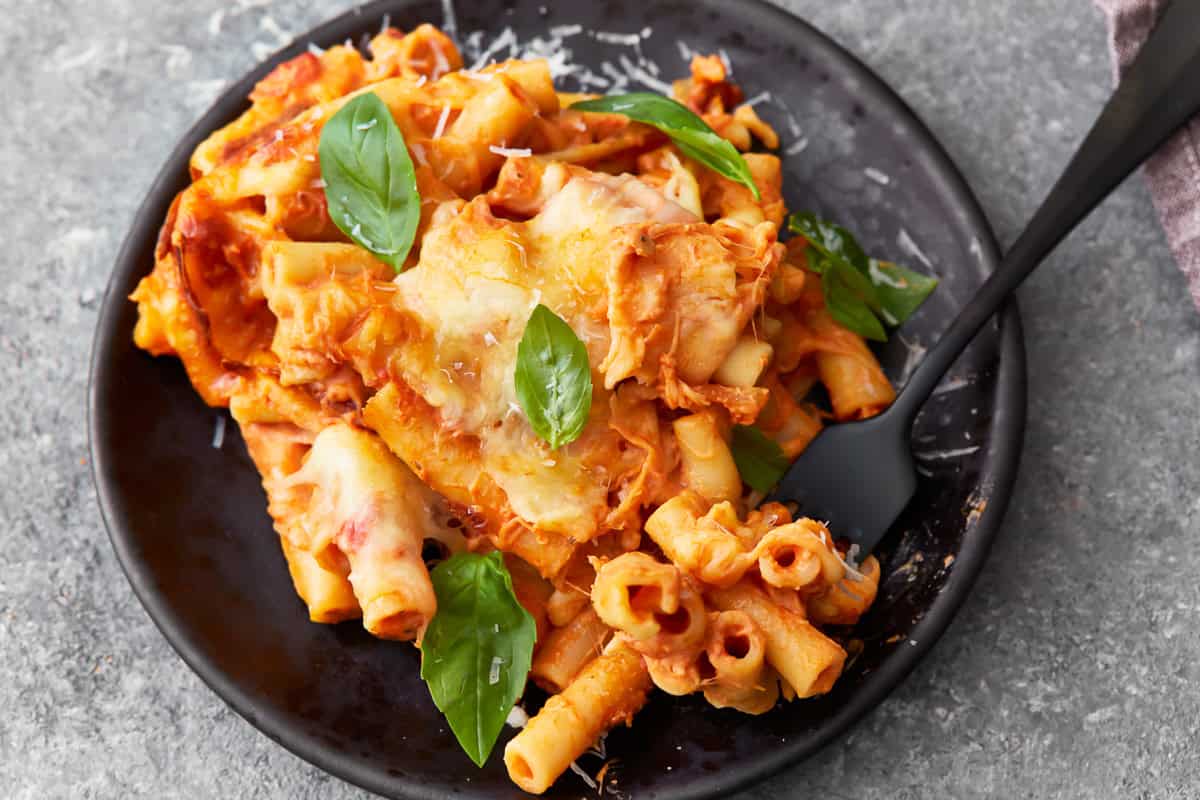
[319,92,420,271]
[787,212,938,341]
[421,551,537,767]
[571,92,761,200]
[730,425,790,492]
[513,304,593,450]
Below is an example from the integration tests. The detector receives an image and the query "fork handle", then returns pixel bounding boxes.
[892,0,1200,422]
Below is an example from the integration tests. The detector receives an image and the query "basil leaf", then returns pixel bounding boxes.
[319,92,420,272]
[789,212,871,273]
[421,551,537,768]
[514,304,593,450]
[868,260,939,324]
[787,212,938,340]
[570,92,761,200]
[823,265,888,342]
[731,425,790,492]
[828,256,884,314]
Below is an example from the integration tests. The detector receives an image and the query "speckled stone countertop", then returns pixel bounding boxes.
[3,0,1198,797]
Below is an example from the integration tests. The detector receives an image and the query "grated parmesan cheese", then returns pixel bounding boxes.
[600,61,629,92]
[867,258,906,289]
[586,732,608,759]
[468,26,517,71]
[575,69,610,88]
[459,20,670,94]
[915,446,981,461]
[784,137,810,156]
[440,0,458,39]
[897,334,926,384]
[618,54,672,94]
[505,704,529,728]
[489,656,503,685]
[207,9,225,37]
[489,145,532,158]
[211,415,226,449]
[433,103,452,139]
[932,376,971,396]
[897,228,934,269]
[594,31,641,46]
[785,112,802,138]
[835,547,868,583]
[864,166,891,185]
[744,90,772,107]
[432,40,451,76]
[568,761,598,790]
[718,47,733,74]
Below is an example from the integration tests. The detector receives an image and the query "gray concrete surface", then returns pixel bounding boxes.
[2,0,1197,798]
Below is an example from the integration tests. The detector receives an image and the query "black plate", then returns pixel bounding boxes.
[88,1,1026,798]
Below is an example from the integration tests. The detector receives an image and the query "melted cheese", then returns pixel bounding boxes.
[287,423,460,640]
[258,162,778,575]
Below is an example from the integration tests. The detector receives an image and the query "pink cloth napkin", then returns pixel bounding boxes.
[1094,0,1200,309]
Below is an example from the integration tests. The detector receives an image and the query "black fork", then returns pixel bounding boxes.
[767,0,1200,551]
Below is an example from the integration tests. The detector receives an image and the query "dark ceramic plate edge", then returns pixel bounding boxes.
[87,2,1027,798]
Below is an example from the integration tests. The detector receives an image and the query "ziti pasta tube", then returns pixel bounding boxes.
[505,642,652,794]
[709,581,846,699]
[530,607,612,693]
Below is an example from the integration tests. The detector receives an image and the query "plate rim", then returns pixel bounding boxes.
[87,1,1027,798]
